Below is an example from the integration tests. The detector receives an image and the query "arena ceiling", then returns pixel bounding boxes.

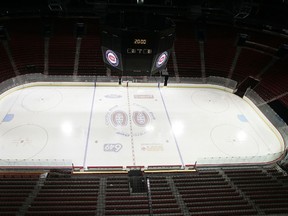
[0,0,288,33]
[0,1,287,19]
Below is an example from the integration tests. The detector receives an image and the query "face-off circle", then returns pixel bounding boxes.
[156,51,168,68]
[106,50,119,67]
[0,124,48,160]
[191,90,230,113]
[22,89,63,112]
[210,124,259,157]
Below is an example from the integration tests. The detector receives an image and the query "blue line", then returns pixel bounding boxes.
[83,78,97,169]
[158,86,185,167]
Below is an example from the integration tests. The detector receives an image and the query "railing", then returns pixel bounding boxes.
[244,88,288,163]
[168,76,238,90]
[0,158,72,168]
[197,152,284,166]
[0,74,238,95]
[197,89,288,166]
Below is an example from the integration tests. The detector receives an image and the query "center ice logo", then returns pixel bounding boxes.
[133,111,150,127]
[105,104,155,137]
[111,111,128,127]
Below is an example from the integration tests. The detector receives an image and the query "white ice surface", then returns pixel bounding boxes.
[0,84,284,168]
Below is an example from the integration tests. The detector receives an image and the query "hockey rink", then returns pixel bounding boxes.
[0,82,285,169]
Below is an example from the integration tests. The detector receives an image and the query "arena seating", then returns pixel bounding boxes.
[1,166,287,215]
[165,57,175,77]
[254,57,288,102]
[244,29,288,49]
[231,48,272,83]
[203,24,237,78]
[0,17,288,215]
[0,41,15,83]
[27,174,99,216]
[48,19,77,76]
[78,20,106,76]
[173,170,256,215]
[105,175,149,215]
[174,22,201,78]
[148,176,182,215]
[0,172,41,216]
[281,94,288,108]
[223,168,288,215]
[0,19,287,107]
[5,18,45,75]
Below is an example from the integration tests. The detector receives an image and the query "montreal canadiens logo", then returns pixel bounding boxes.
[106,50,119,67]
[156,51,168,68]
[133,111,150,127]
[111,111,128,127]
[106,104,155,137]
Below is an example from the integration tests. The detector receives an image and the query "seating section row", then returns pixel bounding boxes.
[0,166,287,215]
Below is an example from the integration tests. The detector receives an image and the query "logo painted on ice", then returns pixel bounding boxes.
[141,144,163,152]
[133,111,150,127]
[106,104,155,137]
[105,94,122,99]
[104,143,122,152]
[111,110,128,127]
[106,50,119,67]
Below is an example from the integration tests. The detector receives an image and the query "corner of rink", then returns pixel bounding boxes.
[243,95,286,153]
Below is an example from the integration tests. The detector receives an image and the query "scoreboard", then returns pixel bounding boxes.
[123,32,154,73]
[101,13,175,76]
